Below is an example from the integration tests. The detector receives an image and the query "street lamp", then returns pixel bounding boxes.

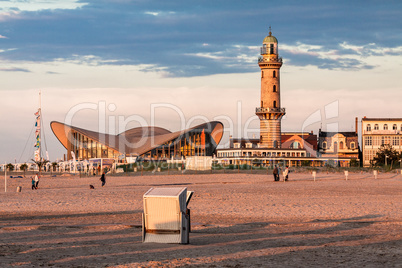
[385,155,389,166]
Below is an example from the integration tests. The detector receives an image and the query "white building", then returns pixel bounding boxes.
[361,117,402,167]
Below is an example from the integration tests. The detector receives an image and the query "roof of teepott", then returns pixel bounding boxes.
[50,121,224,157]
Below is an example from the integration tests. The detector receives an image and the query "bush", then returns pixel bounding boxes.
[349,159,360,167]
[6,163,14,171]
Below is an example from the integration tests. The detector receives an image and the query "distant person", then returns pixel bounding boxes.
[277,165,281,181]
[34,173,40,188]
[100,172,106,187]
[97,165,101,175]
[93,167,96,176]
[283,166,289,181]
[273,166,279,181]
[31,177,36,190]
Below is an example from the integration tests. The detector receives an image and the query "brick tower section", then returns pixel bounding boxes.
[256,29,285,148]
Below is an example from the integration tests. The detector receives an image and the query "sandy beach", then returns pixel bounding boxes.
[0,171,401,267]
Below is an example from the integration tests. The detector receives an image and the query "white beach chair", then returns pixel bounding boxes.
[142,187,192,244]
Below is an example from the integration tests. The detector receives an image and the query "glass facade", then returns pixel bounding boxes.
[70,131,120,160]
[140,130,213,160]
[68,129,216,161]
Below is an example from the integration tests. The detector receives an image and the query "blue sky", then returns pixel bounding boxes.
[1,0,402,163]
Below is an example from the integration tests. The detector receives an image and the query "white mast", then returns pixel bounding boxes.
[34,90,41,162]
[39,90,41,160]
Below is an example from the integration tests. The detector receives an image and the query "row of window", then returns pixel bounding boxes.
[322,141,356,150]
[364,136,401,146]
[366,123,402,131]
[218,151,306,158]
[234,140,298,149]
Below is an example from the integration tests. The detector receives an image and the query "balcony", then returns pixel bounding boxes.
[363,129,400,135]
[255,107,286,114]
[258,56,282,64]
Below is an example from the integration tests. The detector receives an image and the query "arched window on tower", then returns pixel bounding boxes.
[340,141,344,150]
[384,124,388,130]
[270,44,274,54]
[273,101,277,108]
[334,142,338,153]
[273,70,276,78]
[367,124,371,131]
[273,85,277,92]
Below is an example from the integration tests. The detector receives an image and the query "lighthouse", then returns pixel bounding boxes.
[256,28,285,148]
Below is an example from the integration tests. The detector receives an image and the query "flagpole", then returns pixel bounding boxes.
[39,90,41,161]
[4,162,7,192]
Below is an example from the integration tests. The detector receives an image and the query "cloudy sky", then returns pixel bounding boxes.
[1,0,401,163]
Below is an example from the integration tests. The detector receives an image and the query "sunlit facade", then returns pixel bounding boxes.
[361,117,402,167]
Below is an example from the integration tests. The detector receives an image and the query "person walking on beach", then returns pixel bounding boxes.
[283,166,289,181]
[31,177,36,190]
[34,173,40,189]
[100,172,106,187]
[273,165,279,181]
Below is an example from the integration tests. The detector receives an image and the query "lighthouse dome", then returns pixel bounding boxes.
[263,31,278,44]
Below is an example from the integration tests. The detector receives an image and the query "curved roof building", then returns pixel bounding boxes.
[51,121,224,161]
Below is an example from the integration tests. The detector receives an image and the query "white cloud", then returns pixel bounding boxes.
[281,42,339,59]
[0,0,87,13]
[186,45,258,64]
[144,11,176,16]
[144,11,159,16]
[0,34,7,39]
[0,48,17,53]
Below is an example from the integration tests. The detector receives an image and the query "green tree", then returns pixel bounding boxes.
[349,159,359,167]
[31,159,50,174]
[372,144,400,169]
[20,163,28,176]
[51,162,58,172]
[6,163,14,171]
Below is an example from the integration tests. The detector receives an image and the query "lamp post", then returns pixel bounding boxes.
[385,155,389,167]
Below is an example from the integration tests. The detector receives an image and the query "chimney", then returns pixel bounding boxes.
[355,117,358,134]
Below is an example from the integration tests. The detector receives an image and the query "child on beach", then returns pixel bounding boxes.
[100,172,106,187]
[31,177,36,190]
